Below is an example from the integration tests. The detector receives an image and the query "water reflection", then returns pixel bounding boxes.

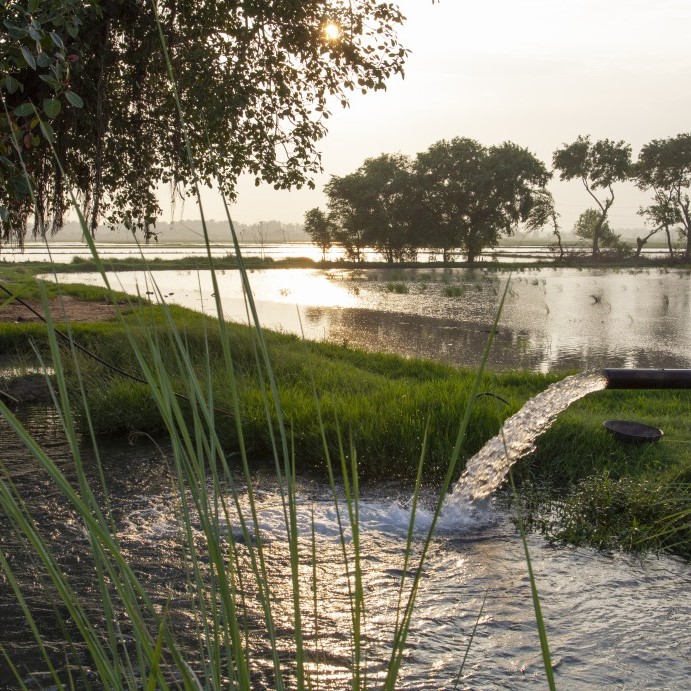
[2,241,672,265]
[48,266,691,372]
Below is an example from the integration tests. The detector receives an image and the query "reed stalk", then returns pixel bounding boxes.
[0,6,566,688]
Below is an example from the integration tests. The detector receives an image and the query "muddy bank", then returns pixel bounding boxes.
[0,295,118,323]
[0,374,53,406]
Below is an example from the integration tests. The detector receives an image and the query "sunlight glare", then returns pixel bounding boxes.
[323,21,341,41]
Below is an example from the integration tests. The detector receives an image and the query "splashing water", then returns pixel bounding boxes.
[446,370,608,506]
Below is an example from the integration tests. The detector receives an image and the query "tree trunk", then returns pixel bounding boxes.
[553,229,565,259]
[592,220,601,256]
[665,226,674,257]
[683,211,691,262]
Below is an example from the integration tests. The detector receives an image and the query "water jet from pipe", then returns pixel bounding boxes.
[445,368,691,506]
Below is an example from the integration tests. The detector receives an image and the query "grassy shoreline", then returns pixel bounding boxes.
[2,250,691,275]
[1,271,689,559]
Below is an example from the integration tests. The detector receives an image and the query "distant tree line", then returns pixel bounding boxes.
[304,133,691,262]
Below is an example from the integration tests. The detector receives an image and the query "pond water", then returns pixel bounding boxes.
[5,262,691,687]
[1,241,524,264]
[49,265,691,372]
[1,408,690,689]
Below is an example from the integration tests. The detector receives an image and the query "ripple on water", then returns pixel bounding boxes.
[1,407,690,689]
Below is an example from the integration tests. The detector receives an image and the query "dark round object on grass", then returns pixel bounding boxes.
[603,420,663,443]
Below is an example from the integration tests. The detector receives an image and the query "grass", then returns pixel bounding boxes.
[385,281,409,294]
[443,284,465,298]
[0,19,526,686]
[513,387,691,557]
[1,11,689,689]
[2,283,690,559]
[0,294,553,480]
[0,255,542,684]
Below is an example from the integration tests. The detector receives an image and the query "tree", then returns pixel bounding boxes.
[525,188,564,259]
[0,0,408,245]
[635,133,691,261]
[325,153,416,263]
[414,138,550,262]
[552,135,631,256]
[636,188,677,258]
[573,208,628,254]
[303,207,333,260]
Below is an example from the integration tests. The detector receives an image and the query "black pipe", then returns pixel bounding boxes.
[604,368,691,389]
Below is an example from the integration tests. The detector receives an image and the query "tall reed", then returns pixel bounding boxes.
[0,4,558,688]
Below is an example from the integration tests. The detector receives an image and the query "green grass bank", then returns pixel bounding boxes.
[1,274,689,559]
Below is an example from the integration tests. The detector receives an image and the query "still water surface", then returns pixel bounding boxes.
[1,241,671,265]
[1,409,690,689]
[51,265,691,372]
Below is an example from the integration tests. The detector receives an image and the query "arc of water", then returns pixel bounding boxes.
[447,371,609,504]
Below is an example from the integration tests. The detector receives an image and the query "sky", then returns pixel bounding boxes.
[192,0,691,234]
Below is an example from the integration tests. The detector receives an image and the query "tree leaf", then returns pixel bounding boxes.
[49,31,65,49]
[20,45,37,70]
[39,74,62,91]
[64,90,83,108]
[13,176,31,196]
[4,76,20,94]
[14,102,35,117]
[43,98,62,118]
[36,51,51,68]
[28,25,43,42]
[39,120,55,144]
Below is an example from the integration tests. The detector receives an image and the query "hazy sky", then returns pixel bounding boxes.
[192,0,691,233]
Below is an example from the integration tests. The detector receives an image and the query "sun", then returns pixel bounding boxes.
[323,22,341,41]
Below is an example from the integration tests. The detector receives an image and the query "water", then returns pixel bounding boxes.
[447,371,609,503]
[5,256,691,686]
[46,266,691,372]
[1,407,690,688]
[0,241,671,265]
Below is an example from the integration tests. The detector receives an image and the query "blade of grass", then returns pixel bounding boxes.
[383,275,512,689]
[453,592,487,689]
[509,471,555,689]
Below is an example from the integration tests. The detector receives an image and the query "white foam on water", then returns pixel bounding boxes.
[219,492,497,546]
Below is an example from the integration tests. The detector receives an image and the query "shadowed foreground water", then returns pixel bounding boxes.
[1,407,690,689]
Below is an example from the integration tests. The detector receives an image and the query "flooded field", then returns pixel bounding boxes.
[1,240,670,265]
[50,265,691,372]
